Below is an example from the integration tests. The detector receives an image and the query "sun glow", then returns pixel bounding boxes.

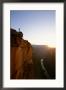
[47,43,56,48]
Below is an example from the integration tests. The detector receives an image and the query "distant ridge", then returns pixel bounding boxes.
[32,45,55,49]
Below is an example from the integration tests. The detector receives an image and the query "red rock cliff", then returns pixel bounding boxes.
[10,28,34,79]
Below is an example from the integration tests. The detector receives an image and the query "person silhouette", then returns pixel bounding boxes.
[18,28,23,38]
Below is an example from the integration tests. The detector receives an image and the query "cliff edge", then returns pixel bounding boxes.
[10,28,34,79]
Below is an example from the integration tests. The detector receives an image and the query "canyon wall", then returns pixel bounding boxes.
[10,28,34,79]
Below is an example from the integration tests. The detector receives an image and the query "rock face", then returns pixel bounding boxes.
[10,28,34,79]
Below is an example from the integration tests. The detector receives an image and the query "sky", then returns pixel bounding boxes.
[10,10,56,47]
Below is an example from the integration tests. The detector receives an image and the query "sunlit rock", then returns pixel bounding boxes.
[10,28,34,79]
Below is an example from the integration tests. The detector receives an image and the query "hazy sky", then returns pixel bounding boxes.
[10,10,56,47]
